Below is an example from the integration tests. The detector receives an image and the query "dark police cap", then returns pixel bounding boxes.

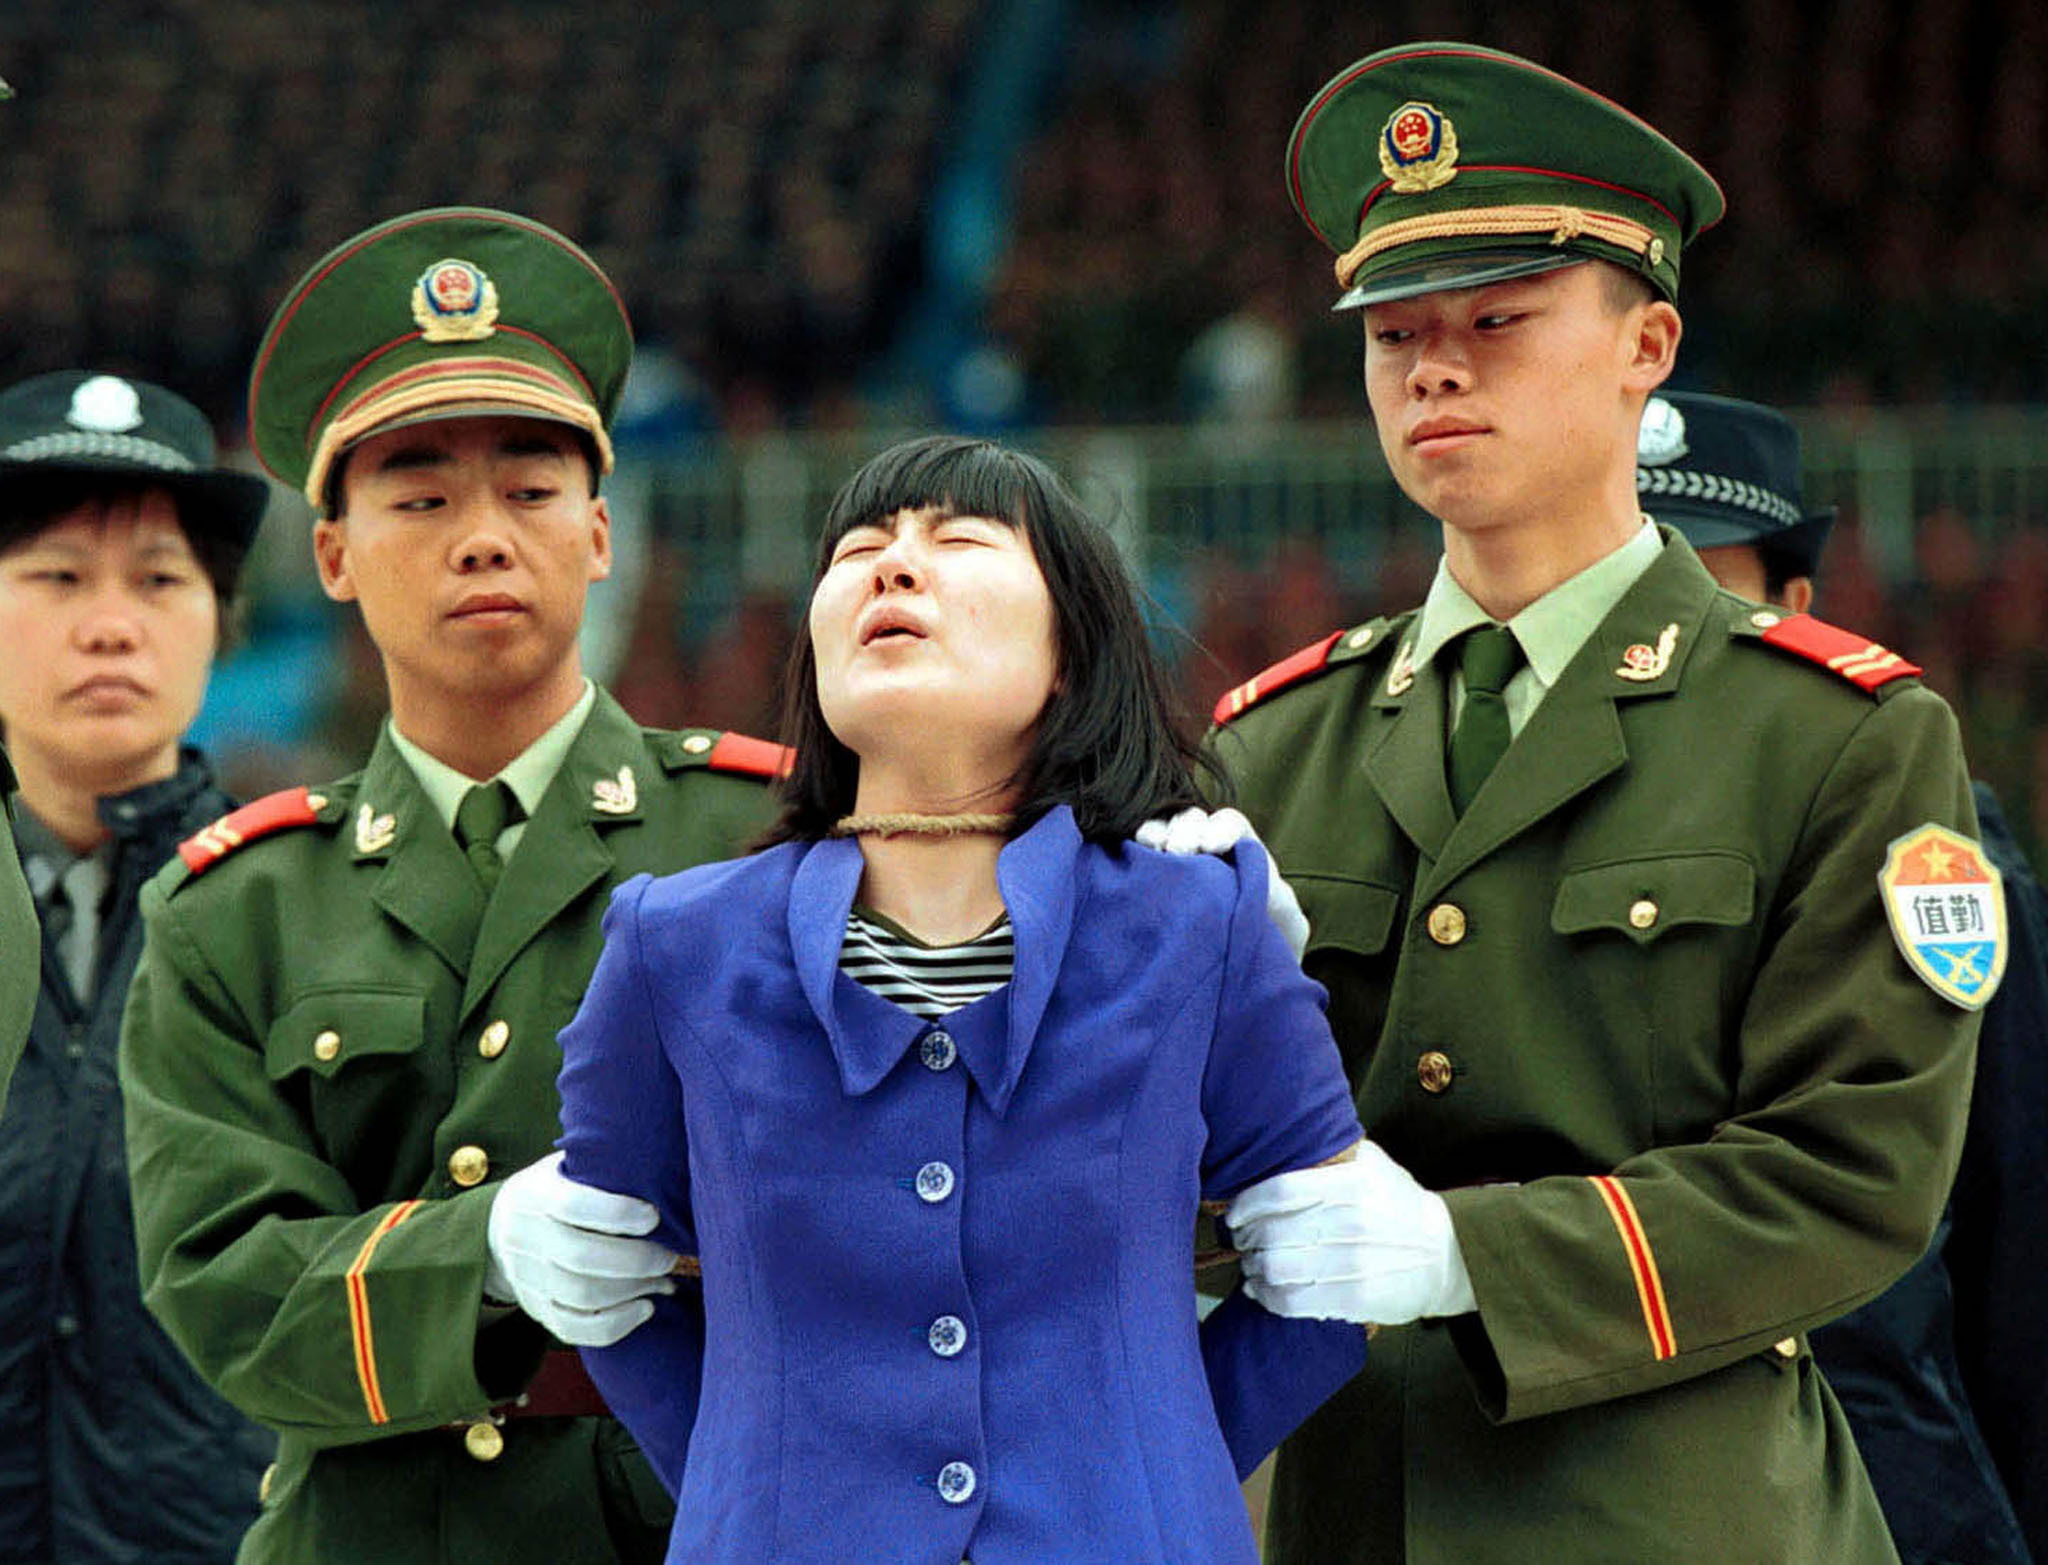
[1636,392,1834,580]
[0,371,270,554]
[1288,42,1724,309]
[248,207,632,512]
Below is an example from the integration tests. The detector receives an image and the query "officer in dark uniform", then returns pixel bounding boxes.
[0,756,32,1100]
[119,209,784,1565]
[1642,389,2044,1565]
[1,72,39,1102]
[1207,44,1989,1564]
[0,370,273,1561]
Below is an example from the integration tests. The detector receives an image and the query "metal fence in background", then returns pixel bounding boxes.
[632,408,2048,615]
[213,407,2048,850]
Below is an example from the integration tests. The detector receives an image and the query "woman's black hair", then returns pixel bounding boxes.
[763,434,1225,845]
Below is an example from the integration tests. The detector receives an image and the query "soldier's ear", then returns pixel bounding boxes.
[586,495,612,584]
[312,518,358,603]
[1622,299,1681,393]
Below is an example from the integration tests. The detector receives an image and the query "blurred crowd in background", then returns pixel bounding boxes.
[6,0,2048,849]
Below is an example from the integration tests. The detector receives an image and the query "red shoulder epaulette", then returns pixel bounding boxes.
[707,731,795,780]
[176,786,324,876]
[1214,631,1345,725]
[1757,613,1922,693]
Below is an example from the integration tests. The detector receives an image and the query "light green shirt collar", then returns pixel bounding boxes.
[1413,522,1664,688]
[387,679,597,852]
[1411,523,1663,737]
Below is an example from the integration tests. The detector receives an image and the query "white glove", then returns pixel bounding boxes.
[1224,1140,1477,1325]
[1134,806,1310,961]
[484,1151,679,1347]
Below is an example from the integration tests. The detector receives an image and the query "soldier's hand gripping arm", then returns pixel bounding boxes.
[485,1150,677,1347]
[1227,1140,1476,1324]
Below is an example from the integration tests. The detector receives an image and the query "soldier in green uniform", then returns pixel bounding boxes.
[1,71,40,1103]
[1206,44,1992,1564]
[119,209,784,1565]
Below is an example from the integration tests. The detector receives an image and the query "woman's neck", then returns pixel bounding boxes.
[9,740,177,854]
[846,764,1013,943]
[854,832,1008,945]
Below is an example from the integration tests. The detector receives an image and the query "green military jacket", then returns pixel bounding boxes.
[0,746,35,1103]
[1212,535,1983,1565]
[120,691,777,1565]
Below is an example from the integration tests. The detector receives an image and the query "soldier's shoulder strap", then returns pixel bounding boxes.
[1212,613,1412,725]
[651,728,795,781]
[1739,609,1922,697]
[172,784,341,882]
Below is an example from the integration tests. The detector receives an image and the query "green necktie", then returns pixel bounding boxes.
[454,781,521,894]
[1447,624,1523,815]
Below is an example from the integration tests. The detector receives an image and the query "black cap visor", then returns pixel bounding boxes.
[1335,247,1587,311]
[1660,508,1836,580]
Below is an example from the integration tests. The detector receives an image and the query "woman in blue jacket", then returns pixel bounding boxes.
[541,436,1365,1563]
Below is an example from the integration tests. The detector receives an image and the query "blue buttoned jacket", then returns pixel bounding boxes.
[557,805,1367,1565]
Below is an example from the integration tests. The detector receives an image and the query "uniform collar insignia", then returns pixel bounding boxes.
[592,765,638,815]
[1385,638,1418,696]
[1616,623,1680,682]
[355,802,398,854]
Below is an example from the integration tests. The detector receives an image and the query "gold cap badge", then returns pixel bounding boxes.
[1379,101,1459,193]
[411,259,500,342]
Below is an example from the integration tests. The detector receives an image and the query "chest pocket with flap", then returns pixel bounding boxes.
[1551,852,1757,945]
[265,989,427,1081]
[1294,873,1402,958]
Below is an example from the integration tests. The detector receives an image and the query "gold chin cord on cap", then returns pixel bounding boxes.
[1335,203,1661,289]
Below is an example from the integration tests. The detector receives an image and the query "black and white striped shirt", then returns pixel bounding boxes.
[838,908,1014,1019]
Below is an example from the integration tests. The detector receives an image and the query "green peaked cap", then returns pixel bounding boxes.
[247,207,632,510]
[1287,42,1724,309]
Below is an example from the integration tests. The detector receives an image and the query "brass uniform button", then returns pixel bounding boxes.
[1750,610,1781,630]
[1417,1050,1455,1094]
[1346,625,1376,651]
[681,733,713,754]
[1426,903,1468,946]
[478,1019,511,1060]
[258,1462,277,1503]
[448,1145,490,1187]
[1773,1336,1799,1360]
[463,1420,505,1462]
[312,1029,341,1062]
[1628,898,1660,930]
